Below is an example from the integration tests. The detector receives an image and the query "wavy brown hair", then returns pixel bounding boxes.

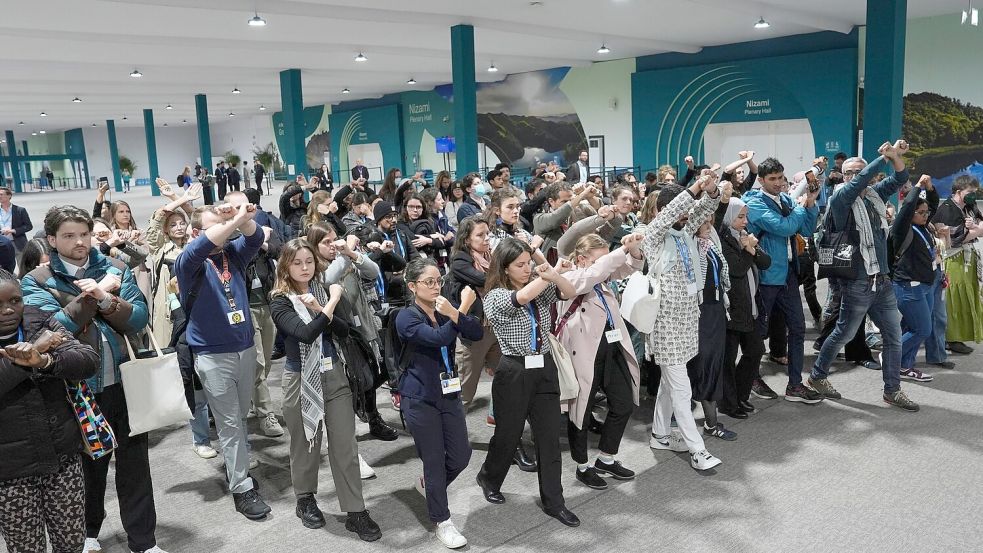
[271,238,324,298]
[484,237,534,292]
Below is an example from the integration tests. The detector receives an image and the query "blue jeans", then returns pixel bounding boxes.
[756,269,805,387]
[893,280,933,370]
[925,269,948,363]
[811,276,902,393]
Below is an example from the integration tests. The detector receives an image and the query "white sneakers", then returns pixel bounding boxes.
[358,454,376,479]
[649,432,688,452]
[435,520,467,549]
[132,546,170,553]
[415,475,426,497]
[249,457,260,470]
[192,444,217,459]
[83,538,102,553]
[261,414,284,437]
[690,449,722,471]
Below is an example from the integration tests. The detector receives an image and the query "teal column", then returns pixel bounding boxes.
[279,69,306,180]
[451,24,478,175]
[5,131,21,193]
[862,0,907,162]
[143,109,161,196]
[195,94,216,203]
[106,120,123,192]
[21,141,32,184]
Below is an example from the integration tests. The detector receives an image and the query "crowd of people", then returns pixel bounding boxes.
[1,137,978,552]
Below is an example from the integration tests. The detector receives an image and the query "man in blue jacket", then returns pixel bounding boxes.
[22,205,165,553]
[175,200,271,519]
[808,140,920,412]
[744,157,823,404]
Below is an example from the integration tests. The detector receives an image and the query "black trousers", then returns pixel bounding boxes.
[202,184,215,206]
[767,307,788,359]
[722,328,765,409]
[402,395,471,523]
[481,354,564,511]
[798,252,823,323]
[82,384,157,552]
[217,181,228,201]
[567,339,633,464]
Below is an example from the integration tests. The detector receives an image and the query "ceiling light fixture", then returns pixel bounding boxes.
[165,104,173,110]
[248,12,267,27]
[122,115,128,120]
[232,87,241,94]
[39,130,46,135]
[72,97,82,103]
[754,17,770,29]
[407,77,417,85]
[40,112,47,117]
[488,62,499,72]
[597,44,610,54]
[130,69,143,78]
[355,52,367,62]
[229,112,236,117]
[18,121,24,126]
[259,105,267,111]
[31,132,37,136]
[962,1,979,25]
[91,123,97,127]
[163,123,168,127]
[182,119,188,124]
[342,88,351,94]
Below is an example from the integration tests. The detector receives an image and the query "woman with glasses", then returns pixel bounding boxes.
[403,192,453,272]
[396,258,481,548]
[890,175,941,383]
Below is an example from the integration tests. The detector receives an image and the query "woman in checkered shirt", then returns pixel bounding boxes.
[474,237,582,528]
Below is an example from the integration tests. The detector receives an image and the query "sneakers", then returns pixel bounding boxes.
[486,415,496,428]
[358,454,376,479]
[415,475,426,496]
[261,414,284,437]
[785,384,824,404]
[807,377,842,400]
[690,449,722,471]
[751,379,779,400]
[368,414,399,441]
[703,422,737,441]
[345,510,382,542]
[884,390,920,412]
[593,459,635,480]
[132,547,169,553]
[192,444,217,459]
[249,457,260,470]
[435,520,467,549]
[390,391,401,411]
[576,466,608,489]
[84,538,102,553]
[946,341,973,354]
[900,368,934,382]
[649,432,688,452]
[296,495,326,529]
[233,489,272,520]
[856,360,881,370]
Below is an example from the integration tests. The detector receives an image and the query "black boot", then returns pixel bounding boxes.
[512,443,537,472]
[296,494,325,529]
[345,510,382,542]
[369,414,399,441]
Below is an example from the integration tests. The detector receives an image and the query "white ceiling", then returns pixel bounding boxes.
[0,0,968,134]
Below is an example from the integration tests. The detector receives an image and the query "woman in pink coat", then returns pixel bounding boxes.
[555,233,644,490]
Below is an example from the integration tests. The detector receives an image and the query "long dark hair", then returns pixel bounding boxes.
[305,221,337,261]
[380,168,401,201]
[452,216,489,255]
[482,188,523,232]
[19,238,49,278]
[485,237,534,291]
[399,192,430,224]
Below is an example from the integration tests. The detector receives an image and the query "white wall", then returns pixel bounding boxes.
[83,125,199,184]
[560,58,635,169]
[210,114,275,170]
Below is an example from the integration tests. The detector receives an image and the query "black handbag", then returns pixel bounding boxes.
[815,208,863,280]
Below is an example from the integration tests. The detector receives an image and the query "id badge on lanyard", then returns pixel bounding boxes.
[438,340,461,393]
[595,284,622,343]
[525,302,545,368]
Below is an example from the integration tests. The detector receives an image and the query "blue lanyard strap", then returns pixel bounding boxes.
[375,273,386,297]
[385,230,407,258]
[17,327,23,342]
[672,235,696,283]
[440,346,452,375]
[708,249,721,290]
[593,284,615,329]
[527,302,539,354]
[912,226,936,258]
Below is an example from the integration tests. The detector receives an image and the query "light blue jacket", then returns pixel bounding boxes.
[744,189,819,285]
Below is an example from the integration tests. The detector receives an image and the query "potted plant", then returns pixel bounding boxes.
[118,155,137,176]
[223,151,241,169]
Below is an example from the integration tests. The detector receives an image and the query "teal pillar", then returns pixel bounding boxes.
[195,94,215,203]
[451,24,478,175]
[279,69,306,180]
[5,131,21,193]
[106,120,123,192]
[21,141,32,184]
[143,109,161,196]
[862,0,907,162]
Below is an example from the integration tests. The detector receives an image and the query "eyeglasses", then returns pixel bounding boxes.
[914,210,930,216]
[407,204,423,210]
[413,277,444,288]
[843,170,860,177]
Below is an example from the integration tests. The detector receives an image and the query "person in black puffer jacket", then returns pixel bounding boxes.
[0,269,100,553]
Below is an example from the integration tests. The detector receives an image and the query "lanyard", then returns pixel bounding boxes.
[708,249,721,290]
[526,302,540,354]
[672,235,696,283]
[912,226,936,259]
[440,346,452,375]
[385,230,406,258]
[206,253,238,310]
[593,284,615,329]
[16,327,23,343]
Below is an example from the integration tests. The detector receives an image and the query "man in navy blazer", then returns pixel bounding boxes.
[351,159,370,181]
[0,187,33,252]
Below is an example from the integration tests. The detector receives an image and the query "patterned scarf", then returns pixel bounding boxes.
[289,282,329,450]
[472,249,492,272]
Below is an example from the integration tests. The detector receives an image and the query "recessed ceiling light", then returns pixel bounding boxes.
[165,104,173,110]
[407,77,417,84]
[31,132,37,136]
[72,97,82,103]
[342,88,351,94]
[163,123,168,127]
[40,112,47,117]
[122,115,128,120]
[39,130,46,135]
[182,119,188,124]
[487,62,499,73]
[248,12,266,27]
[18,121,24,126]
[91,123,97,127]
[530,1,544,5]
[355,52,367,62]
[229,112,236,117]
[597,44,610,54]
[754,17,770,29]
[130,69,143,78]
[259,105,267,111]
[232,87,241,94]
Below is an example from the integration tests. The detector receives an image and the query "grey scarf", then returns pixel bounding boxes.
[289,282,330,450]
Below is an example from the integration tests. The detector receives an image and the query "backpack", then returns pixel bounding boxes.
[381,306,416,389]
